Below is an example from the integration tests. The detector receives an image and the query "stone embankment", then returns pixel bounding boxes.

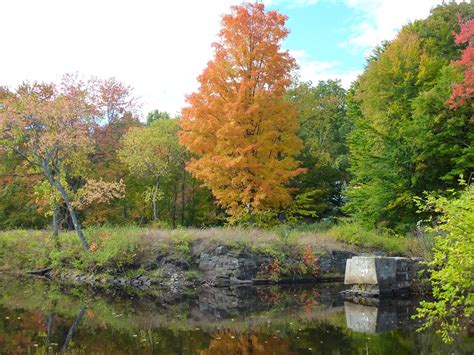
[199,246,356,286]
[53,246,359,290]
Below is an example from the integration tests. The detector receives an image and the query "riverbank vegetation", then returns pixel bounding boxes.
[0,1,473,344]
[0,222,430,275]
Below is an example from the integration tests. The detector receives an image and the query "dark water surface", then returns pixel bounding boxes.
[0,276,472,354]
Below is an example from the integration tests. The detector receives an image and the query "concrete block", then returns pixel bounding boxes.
[344,256,420,295]
[345,257,398,286]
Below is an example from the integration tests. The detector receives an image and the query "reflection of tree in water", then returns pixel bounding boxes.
[140,328,211,354]
[299,288,321,319]
[257,286,281,305]
[0,278,473,354]
[0,307,52,353]
[256,285,321,310]
[200,330,296,355]
[60,306,87,354]
[289,321,353,354]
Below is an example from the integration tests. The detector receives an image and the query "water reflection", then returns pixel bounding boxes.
[0,276,471,354]
[60,306,87,354]
[344,299,414,334]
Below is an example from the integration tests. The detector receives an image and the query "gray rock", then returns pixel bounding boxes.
[211,276,231,287]
[319,250,358,275]
[215,245,229,255]
[199,248,271,281]
[199,245,357,285]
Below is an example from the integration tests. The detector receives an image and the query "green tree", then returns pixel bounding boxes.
[146,110,171,125]
[119,118,185,221]
[287,79,351,221]
[345,2,474,231]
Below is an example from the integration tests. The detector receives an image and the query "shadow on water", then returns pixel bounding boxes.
[0,275,472,354]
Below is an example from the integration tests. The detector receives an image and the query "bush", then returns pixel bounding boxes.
[413,184,474,343]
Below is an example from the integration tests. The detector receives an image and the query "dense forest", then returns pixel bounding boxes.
[1,2,471,233]
[0,1,472,344]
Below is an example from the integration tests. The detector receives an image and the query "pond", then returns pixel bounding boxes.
[0,276,472,354]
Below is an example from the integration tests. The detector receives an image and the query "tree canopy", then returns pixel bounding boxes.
[344,2,474,231]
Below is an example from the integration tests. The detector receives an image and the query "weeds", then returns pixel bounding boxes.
[0,222,428,274]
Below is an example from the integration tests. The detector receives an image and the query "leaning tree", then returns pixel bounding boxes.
[0,77,124,251]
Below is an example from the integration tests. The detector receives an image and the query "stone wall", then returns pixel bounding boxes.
[198,246,357,286]
[52,245,360,289]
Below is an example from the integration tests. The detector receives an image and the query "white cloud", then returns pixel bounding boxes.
[342,0,462,53]
[290,50,361,88]
[1,0,460,117]
[0,0,240,117]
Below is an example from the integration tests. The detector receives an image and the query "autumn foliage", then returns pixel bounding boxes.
[448,16,474,112]
[180,3,304,220]
[0,77,127,250]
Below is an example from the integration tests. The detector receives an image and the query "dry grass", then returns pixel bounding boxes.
[134,226,353,255]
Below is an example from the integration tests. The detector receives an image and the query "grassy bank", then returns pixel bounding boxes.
[0,222,431,275]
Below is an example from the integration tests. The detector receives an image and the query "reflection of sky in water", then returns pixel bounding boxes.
[0,276,471,354]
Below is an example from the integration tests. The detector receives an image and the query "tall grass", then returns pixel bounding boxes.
[0,223,430,273]
[326,221,432,257]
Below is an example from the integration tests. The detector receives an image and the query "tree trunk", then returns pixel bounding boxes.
[190,179,196,225]
[152,176,160,220]
[47,312,55,344]
[41,161,88,252]
[181,170,186,226]
[53,205,60,237]
[278,210,285,223]
[172,181,178,228]
[247,205,255,226]
[66,202,89,252]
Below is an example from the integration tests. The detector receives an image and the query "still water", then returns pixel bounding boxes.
[0,276,472,354]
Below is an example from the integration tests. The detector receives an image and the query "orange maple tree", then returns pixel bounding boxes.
[180,2,304,220]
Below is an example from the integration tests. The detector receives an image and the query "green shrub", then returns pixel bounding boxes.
[413,184,474,343]
[31,226,140,273]
[170,231,192,260]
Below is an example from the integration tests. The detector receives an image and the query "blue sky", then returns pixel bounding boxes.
[264,0,449,87]
[273,1,365,73]
[0,0,452,115]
